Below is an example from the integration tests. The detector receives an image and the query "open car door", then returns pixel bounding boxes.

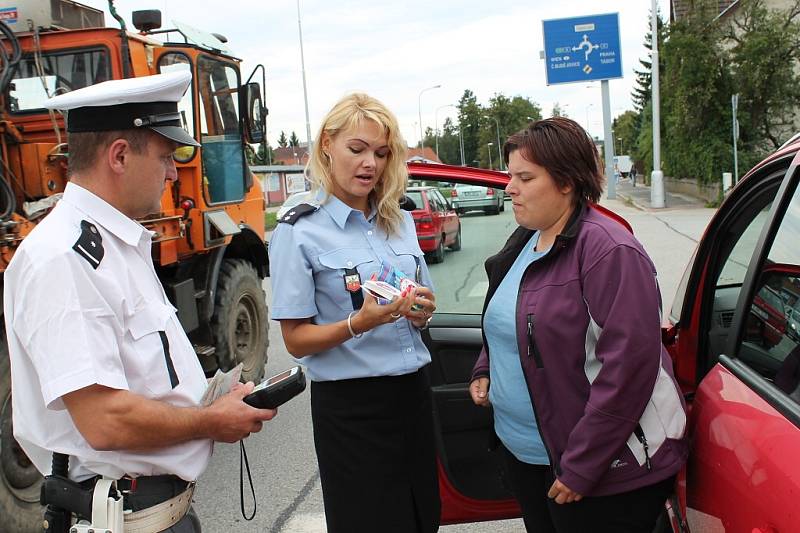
[407,163,631,525]
[664,149,800,531]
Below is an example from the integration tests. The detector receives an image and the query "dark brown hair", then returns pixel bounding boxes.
[503,117,604,203]
[67,129,152,176]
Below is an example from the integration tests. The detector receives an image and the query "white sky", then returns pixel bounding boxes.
[81,0,668,146]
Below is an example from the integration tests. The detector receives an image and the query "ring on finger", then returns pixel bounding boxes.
[390,312,402,319]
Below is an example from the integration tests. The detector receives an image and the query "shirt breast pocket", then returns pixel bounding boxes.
[318,247,377,311]
[126,302,180,398]
[387,241,423,284]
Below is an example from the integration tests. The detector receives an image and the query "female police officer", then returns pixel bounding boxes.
[268,93,440,533]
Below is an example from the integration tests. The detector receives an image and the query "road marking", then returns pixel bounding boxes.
[467,281,489,299]
[280,512,327,532]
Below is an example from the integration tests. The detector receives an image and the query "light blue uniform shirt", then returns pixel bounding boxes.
[485,231,550,464]
[269,193,434,382]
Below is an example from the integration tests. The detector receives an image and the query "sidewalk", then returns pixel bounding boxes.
[610,178,708,211]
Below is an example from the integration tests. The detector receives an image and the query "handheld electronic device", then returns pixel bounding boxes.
[243,366,306,409]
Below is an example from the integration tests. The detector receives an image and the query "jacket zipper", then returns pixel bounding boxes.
[633,424,652,471]
[527,314,544,368]
[516,264,559,475]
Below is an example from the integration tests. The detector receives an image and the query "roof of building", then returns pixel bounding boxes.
[406,147,442,164]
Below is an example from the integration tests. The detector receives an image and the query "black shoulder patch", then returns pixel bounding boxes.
[72,220,104,269]
[278,203,318,225]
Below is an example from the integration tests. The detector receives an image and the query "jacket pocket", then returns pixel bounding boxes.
[625,365,687,467]
[126,302,178,397]
[386,240,424,284]
[318,247,377,311]
[526,314,544,368]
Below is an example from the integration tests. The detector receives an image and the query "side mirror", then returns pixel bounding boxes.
[399,196,417,211]
[242,82,267,144]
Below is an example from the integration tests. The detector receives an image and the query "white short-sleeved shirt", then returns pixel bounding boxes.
[3,182,212,482]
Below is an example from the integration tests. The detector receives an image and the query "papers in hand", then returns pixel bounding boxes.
[201,363,243,406]
[362,279,402,304]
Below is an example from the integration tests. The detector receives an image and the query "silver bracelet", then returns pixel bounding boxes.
[347,311,363,338]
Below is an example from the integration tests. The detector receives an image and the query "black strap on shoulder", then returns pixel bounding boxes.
[278,203,318,225]
[344,267,364,310]
[72,220,104,269]
[157,331,180,389]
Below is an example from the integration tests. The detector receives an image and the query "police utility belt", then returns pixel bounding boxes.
[41,453,193,533]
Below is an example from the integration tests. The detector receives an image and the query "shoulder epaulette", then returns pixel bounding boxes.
[278,203,319,225]
[72,220,104,269]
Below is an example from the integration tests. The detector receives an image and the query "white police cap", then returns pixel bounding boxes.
[43,70,200,147]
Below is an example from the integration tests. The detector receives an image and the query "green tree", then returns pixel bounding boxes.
[661,8,732,183]
[289,131,301,147]
[723,0,800,157]
[457,90,483,167]
[277,131,288,148]
[612,111,638,156]
[551,103,566,117]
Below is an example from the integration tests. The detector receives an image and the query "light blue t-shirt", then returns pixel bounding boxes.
[269,193,434,382]
[485,231,550,464]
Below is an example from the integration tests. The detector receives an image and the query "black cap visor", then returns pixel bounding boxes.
[150,125,201,147]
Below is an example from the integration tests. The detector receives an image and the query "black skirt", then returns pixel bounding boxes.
[311,366,441,533]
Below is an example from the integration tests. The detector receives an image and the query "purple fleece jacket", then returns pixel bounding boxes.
[471,204,688,497]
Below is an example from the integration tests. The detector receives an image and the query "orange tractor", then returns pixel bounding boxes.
[0,2,271,529]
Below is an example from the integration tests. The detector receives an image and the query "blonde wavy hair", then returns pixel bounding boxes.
[307,93,408,235]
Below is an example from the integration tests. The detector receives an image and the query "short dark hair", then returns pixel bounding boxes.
[67,129,152,176]
[503,117,604,204]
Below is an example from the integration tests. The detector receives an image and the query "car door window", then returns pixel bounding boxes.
[698,178,782,368]
[415,179,508,314]
[736,180,800,400]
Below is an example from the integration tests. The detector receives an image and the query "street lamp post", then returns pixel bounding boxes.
[585,103,594,134]
[484,115,503,170]
[617,137,623,155]
[457,122,470,166]
[487,142,494,170]
[418,84,441,154]
[296,0,313,151]
[435,104,456,160]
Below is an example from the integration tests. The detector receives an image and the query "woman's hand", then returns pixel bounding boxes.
[469,377,490,406]
[406,285,436,328]
[351,285,417,334]
[547,479,583,504]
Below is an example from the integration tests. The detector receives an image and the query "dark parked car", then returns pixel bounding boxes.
[405,186,461,263]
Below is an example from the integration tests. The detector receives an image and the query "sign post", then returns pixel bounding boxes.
[542,13,622,199]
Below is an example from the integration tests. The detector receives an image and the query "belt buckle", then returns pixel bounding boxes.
[119,476,137,494]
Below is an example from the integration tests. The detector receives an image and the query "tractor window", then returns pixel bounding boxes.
[158,53,196,162]
[197,56,245,204]
[7,48,110,113]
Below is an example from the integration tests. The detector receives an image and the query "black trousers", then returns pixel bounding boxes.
[500,445,674,533]
[311,368,441,533]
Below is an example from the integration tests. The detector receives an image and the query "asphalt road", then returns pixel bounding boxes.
[193,195,717,532]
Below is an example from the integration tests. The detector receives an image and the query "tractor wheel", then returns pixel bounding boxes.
[0,327,44,533]
[211,259,269,382]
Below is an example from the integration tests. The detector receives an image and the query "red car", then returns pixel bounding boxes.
[405,186,461,264]
[404,158,800,530]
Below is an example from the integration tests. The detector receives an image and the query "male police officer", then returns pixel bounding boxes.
[3,71,275,531]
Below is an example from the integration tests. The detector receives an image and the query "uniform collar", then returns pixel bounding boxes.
[62,182,152,247]
[321,192,376,229]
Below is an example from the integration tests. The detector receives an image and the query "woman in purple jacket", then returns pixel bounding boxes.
[469,117,688,533]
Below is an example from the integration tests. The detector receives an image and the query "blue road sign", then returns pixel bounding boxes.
[542,13,622,85]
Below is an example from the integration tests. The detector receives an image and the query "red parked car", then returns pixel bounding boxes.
[405,186,461,264]
[404,157,800,530]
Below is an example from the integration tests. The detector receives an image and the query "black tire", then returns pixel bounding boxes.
[211,259,269,383]
[429,237,445,264]
[499,200,505,212]
[0,327,43,533]
[448,225,462,251]
[488,205,500,215]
